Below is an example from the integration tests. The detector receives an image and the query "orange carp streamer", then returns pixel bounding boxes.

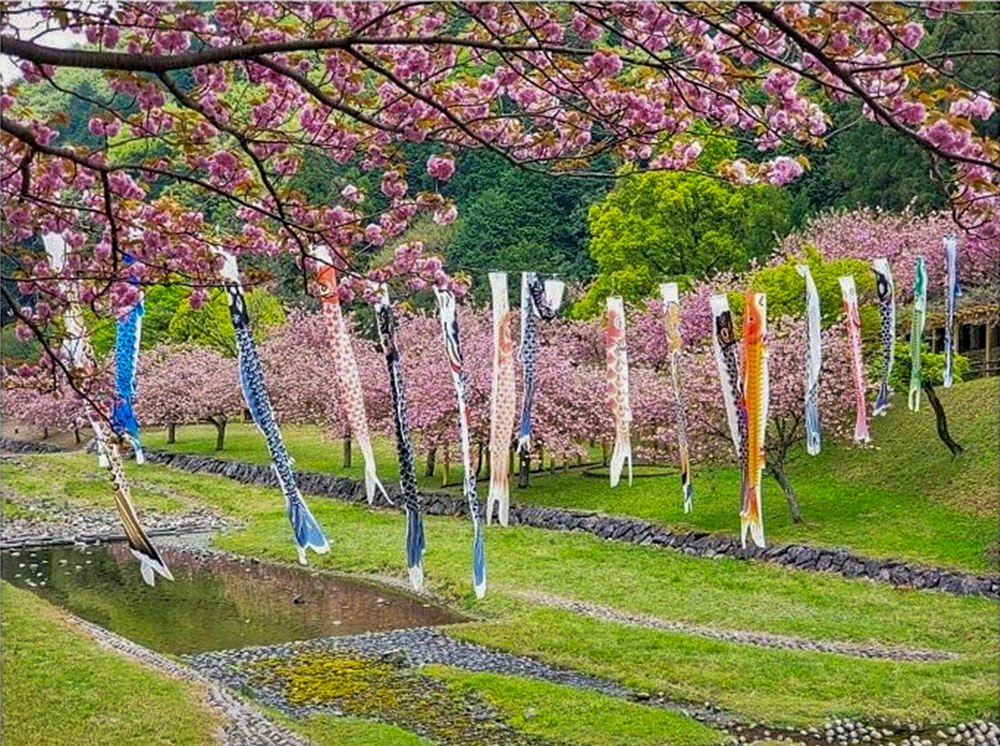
[313,246,387,504]
[606,296,633,488]
[487,272,517,525]
[741,291,768,549]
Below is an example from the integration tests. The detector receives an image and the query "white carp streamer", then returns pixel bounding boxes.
[839,276,870,444]
[42,233,171,586]
[605,296,633,488]
[796,265,822,454]
[659,283,693,512]
[943,236,959,388]
[435,288,486,598]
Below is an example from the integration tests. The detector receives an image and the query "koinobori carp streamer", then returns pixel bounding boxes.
[909,257,928,412]
[942,236,959,388]
[740,291,768,549]
[487,272,517,525]
[111,253,145,464]
[375,284,426,590]
[517,272,563,460]
[796,265,822,454]
[839,276,871,444]
[605,296,633,488]
[42,232,171,586]
[435,288,486,598]
[872,258,896,417]
[659,283,693,513]
[312,245,387,504]
[216,248,329,565]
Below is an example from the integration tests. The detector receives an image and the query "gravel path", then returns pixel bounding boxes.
[521,592,959,662]
[69,615,314,746]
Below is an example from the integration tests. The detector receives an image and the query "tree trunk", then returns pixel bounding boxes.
[601,440,608,467]
[922,382,964,457]
[768,460,803,524]
[442,445,450,487]
[342,435,352,469]
[518,450,530,489]
[475,441,485,479]
[167,422,176,444]
[42,427,49,440]
[424,447,437,477]
[207,417,227,451]
[563,452,570,475]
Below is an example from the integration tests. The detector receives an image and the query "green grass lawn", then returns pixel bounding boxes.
[143,377,999,572]
[8,449,995,727]
[0,583,219,746]
[3,444,997,733]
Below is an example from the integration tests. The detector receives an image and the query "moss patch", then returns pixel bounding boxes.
[245,651,554,745]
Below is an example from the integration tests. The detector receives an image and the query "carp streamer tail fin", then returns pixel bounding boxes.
[286,488,330,565]
[472,517,486,599]
[406,506,426,590]
[360,438,390,504]
[741,485,765,549]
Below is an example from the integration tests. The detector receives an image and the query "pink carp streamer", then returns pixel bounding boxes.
[42,233,172,586]
[741,292,768,549]
[605,296,633,488]
[487,272,517,526]
[312,246,387,504]
[659,283,693,512]
[839,276,871,444]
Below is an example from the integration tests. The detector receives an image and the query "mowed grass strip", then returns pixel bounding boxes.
[275,711,434,746]
[448,606,998,727]
[141,378,999,573]
[429,666,722,746]
[0,582,219,746]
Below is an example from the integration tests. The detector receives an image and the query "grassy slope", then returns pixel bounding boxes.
[278,712,433,746]
[0,583,218,746]
[142,378,999,573]
[430,667,720,746]
[4,451,997,727]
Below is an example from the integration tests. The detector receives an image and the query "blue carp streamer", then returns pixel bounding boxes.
[943,236,959,388]
[435,288,486,598]
[111,292,145,463]
[872,258,896,416]
[516,273,563,457]
[375,285,425,590]
[217,250,329,564]
[796,265,822,453]
[909,257,928,412]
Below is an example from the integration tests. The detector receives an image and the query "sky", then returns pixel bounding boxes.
[0,10,80,86]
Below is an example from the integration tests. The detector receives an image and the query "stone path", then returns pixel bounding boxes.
[69,615,314,746]
[521,592,959,662]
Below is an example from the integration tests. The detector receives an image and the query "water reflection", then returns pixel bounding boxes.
[1,543,465,655]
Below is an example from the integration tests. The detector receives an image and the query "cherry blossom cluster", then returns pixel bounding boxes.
[1,2,996,394]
